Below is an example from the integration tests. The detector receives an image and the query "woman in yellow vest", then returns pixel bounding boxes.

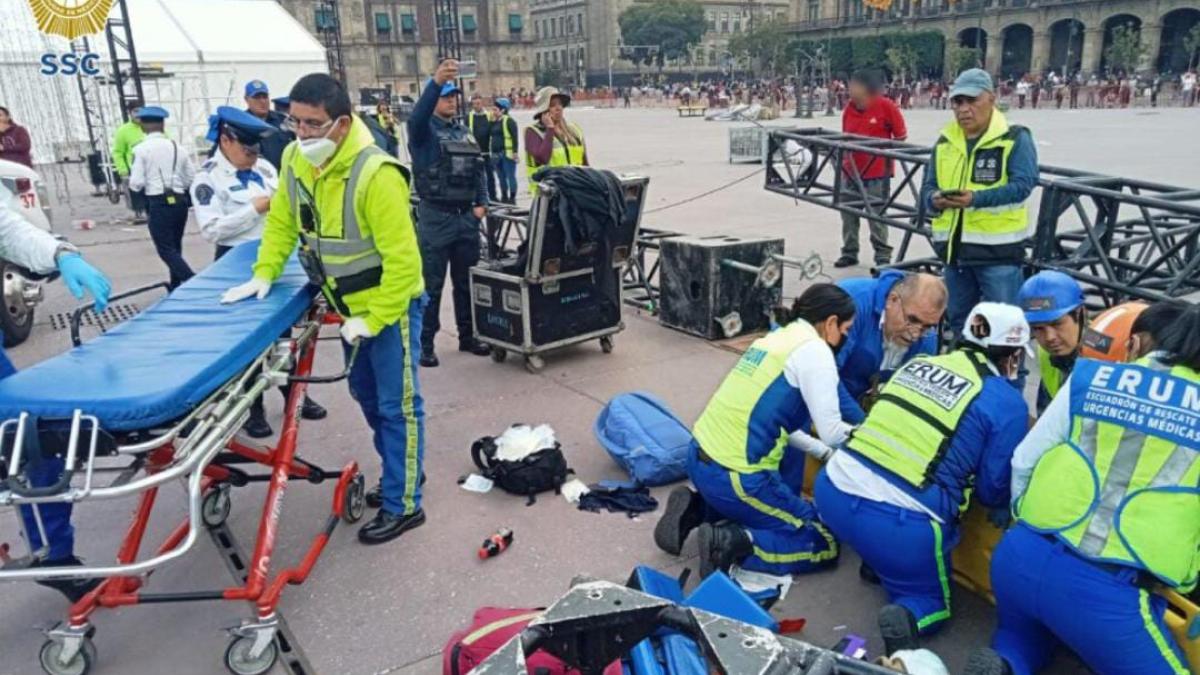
[524,86,587,197]
[966,305,1200,675]
[653,284,856,578]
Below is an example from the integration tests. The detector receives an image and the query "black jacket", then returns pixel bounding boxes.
[250,109,295,171]
[489,115,519,156]
[468,111,492,152]
[533,166,627,305]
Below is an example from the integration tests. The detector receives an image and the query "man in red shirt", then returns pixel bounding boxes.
[836,70,908,268]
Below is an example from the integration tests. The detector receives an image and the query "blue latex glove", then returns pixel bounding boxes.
[987,506,1013,530]
[57,253,111,312]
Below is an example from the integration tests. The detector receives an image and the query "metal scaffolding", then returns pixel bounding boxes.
[763,128,1200,305]
[314,0,347,84]
[434,0,466,121]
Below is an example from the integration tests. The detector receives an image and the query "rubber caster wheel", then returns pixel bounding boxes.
[524,355,544,373]
[224,635,278,675]
[202,486,232,529]
[39,638,96,675]
[490,349,508,363]
[343,473,366,524]
[600,336,614,354]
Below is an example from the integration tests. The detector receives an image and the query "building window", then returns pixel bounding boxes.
[379,53,393,76]
[537,52,542,68]
[732,18,740,32]
[706,11,715,31]
[807,0,818,22]
[535,20,540,38]
[403,53,418,74]
[550,18,556,37]
[508,13,523,33]
[558,16,564,36]
[462,14,476,33]
[708,49,716,66]
[315,6,337,31]
[400,13,416,33]
[566,15,573,34]
[719,12,728,33]
[578,13,583,34]
[542,19,548,38]
[374,12,391,35]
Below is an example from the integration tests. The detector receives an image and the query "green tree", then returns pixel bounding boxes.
[945,44,981,76]
[1182,23,1200,71]
[618,0,708,71]
[728,18,793,78]
[886,44,918,83]
[1104,22,1146,75]
[535,65,567,88]
[850,35,886,72]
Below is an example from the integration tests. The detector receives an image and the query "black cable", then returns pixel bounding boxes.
[644,167,765,215]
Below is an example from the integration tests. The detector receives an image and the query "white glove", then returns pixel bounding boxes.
[221,277,272,304]
[787,429,834,461]
[339,316,376,344]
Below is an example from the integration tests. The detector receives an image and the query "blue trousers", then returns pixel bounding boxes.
[943,263,1024,338]
[496,156,518,203]
[688,445,838,575]
[343,298,427,516]
[0,345,75,562]
[814,470,956,634]
[990,524,1189,675]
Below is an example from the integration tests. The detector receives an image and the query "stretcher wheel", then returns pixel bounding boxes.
[202,487,232,529]
[38,638,96,675]
[343,474,366,524]
[224,635,278,675]
[524,355,544,373]
[490,349,508,363]
[600,336,614,354]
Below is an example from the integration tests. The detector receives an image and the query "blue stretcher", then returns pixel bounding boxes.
[0,241,314,432]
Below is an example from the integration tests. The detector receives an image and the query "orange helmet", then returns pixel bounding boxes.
[1080,302,1148,362]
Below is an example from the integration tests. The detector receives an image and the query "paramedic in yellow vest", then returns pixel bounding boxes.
[1017,270,1086,413]
[814,302,1030,657]
[524,86,587,197]
[221,73,428,547]
[467,95,497,201]
[965,304,1200,675]
[653,284,856,578]
[111,99,147,220]
[490,98,519,204]
[919,69,1038,340]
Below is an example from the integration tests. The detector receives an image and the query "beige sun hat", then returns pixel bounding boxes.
[534,86,571,117]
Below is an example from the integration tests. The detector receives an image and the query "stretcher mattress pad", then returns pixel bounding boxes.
[0,242,315,431]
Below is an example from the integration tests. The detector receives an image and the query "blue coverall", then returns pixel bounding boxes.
[814,368,1027,633]
[835,270,938,425]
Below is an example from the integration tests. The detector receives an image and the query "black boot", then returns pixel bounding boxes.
[358,509,426,545]
[243,404,273,439]
[695,521,751,579]
[859,562,881,585]
[878,603,920,656]
[833,254,859,268]
[300,396,327,420]
[963,648,1013,675]
[654,486,704,556]
[32,556,102,603]
[419,346,439,368]
[458,337,491,356]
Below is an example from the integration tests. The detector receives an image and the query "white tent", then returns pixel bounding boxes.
[0,0,327,164]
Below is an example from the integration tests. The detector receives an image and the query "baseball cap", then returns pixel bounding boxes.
[962,302,1031,351]
[244,80,270,97]
[426,78,460,97]
[948,68,994,99]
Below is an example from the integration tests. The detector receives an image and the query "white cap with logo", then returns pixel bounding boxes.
[962,302,1032,351]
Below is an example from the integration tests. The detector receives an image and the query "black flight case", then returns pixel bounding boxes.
[470,175,649,372]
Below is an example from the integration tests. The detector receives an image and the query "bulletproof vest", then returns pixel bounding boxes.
[414,129,484,205]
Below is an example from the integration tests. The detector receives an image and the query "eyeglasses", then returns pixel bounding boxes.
[283,115,336,133]
[897,297,941,335]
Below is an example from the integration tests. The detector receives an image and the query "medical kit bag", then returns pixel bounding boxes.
[442,606,622,675]
[593,392,692,486]
[471,434,571,505]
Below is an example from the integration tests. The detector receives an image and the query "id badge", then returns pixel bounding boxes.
[166,194,177,205]
[971,148,1004,185]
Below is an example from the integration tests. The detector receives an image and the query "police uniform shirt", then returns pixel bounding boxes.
[190,149,278,247]
[128,132,195,197]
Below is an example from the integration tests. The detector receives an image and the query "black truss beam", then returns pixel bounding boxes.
[764,128,1200,305]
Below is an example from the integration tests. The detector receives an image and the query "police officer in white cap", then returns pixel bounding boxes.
[190,106,327,437]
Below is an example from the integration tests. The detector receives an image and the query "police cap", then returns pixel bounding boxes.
[134,106,169,121]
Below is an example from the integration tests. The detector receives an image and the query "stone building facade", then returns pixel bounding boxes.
[791,0,1200,77]
[277,0,537,99]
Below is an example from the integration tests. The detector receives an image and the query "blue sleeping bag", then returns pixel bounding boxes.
[594,392,693,486]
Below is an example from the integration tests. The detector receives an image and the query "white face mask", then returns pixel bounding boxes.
[298,117,343,167]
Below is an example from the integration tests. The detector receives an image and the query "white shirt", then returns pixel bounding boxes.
[190,150,278,247]
[782,338,854,448]
[128,132,195,197]
[1183,73,1197,92]
[0,190,60,274]
[1016,81,1031,96]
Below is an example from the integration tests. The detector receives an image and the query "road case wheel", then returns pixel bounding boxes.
[600,336,614,354]
[490,348,508,363]
[343,473,366,524]
[224,635,278,675]
[524,355,544,373]
[39,637,96,675]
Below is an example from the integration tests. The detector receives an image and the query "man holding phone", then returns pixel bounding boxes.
[919,69,1039,340]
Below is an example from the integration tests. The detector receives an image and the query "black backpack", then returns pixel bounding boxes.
[471,435,572,505]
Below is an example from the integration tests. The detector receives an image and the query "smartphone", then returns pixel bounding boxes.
[940,189,966,198]
[459,59,478,79]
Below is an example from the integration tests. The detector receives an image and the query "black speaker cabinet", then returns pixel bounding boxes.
[659,234,785,340]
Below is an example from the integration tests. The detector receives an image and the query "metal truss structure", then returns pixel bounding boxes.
[474,580,896,675]
[763,128,1200,306]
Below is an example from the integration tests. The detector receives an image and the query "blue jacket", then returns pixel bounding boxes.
[848,364,1027,524]
[835,270,938,424]
[406,79,488,206]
